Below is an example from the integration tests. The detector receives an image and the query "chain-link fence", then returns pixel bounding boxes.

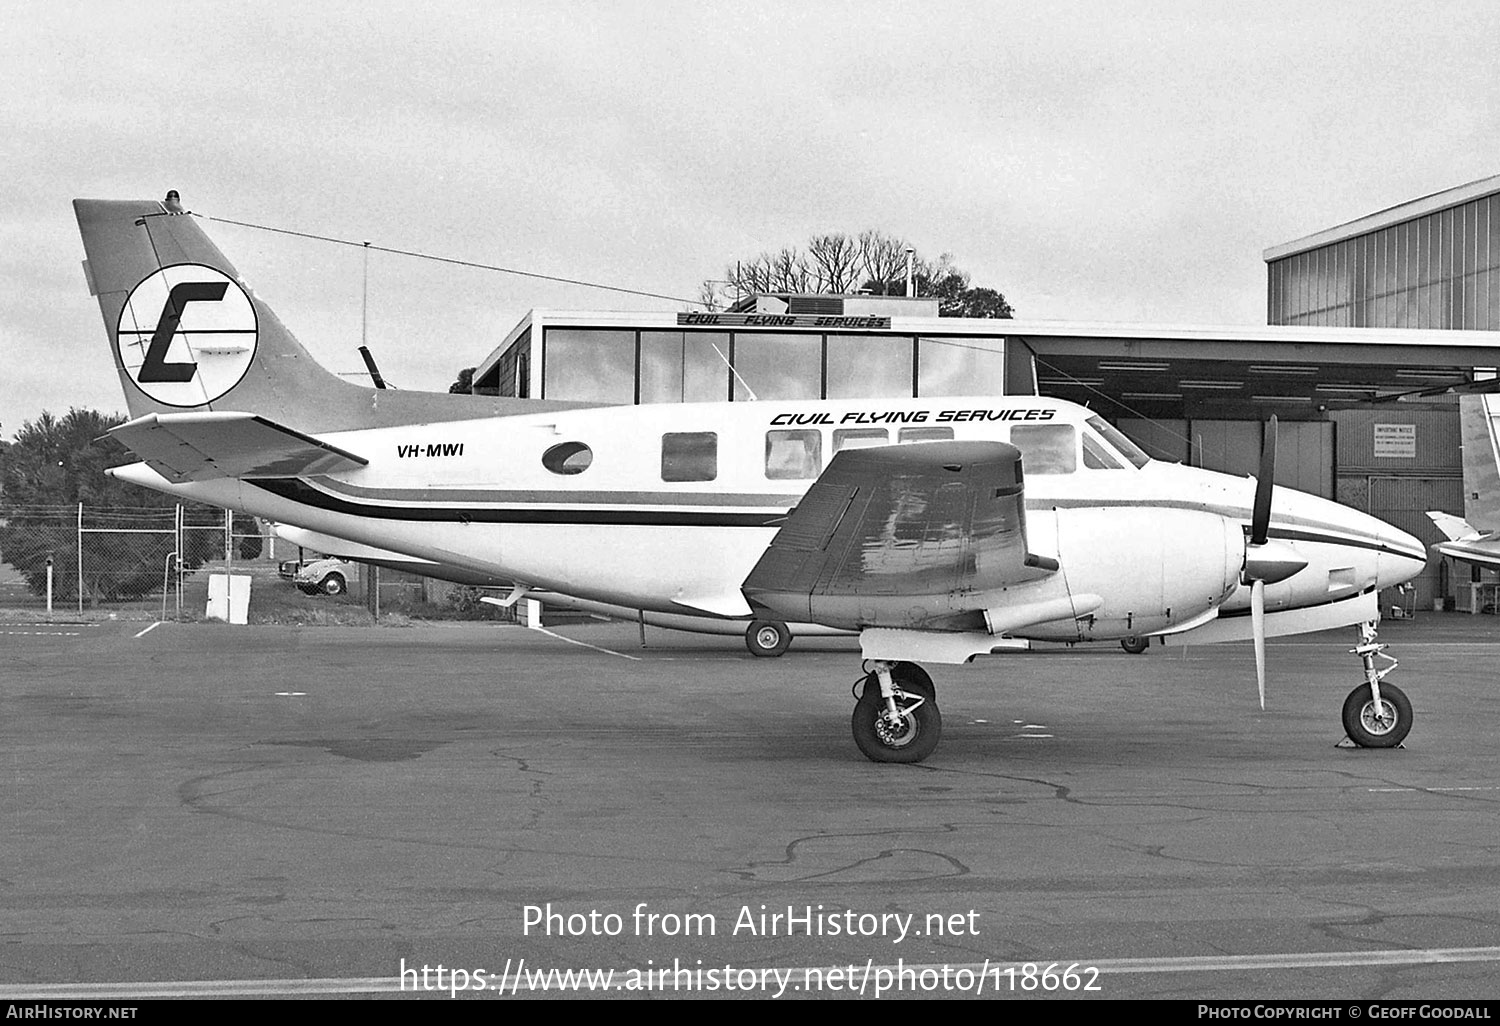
[0,504,520,622]
[0,504,275,616]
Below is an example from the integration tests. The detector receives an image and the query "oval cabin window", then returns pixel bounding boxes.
[542,441,594,475]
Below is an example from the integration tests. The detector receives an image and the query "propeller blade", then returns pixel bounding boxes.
[1250,415,1277,547]
[1251,577,1266,710]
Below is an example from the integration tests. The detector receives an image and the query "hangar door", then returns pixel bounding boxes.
[1119,419,1333,498]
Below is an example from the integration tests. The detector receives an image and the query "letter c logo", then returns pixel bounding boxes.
[116,263,258,407]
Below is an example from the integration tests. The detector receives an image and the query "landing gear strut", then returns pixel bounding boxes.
[1341,619,1411,748]
[851,661,941,763]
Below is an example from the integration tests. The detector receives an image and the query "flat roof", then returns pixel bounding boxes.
[477,309,1500,381]
[1264,173,1500,263]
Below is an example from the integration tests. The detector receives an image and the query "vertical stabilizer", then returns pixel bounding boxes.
[74,199,366,428]
[1460,393,1500,533]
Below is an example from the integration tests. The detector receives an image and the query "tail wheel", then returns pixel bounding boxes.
[1341,682,1412,748]
[745,619,792,658]
[322,573,347,596]
[851,664,941,764]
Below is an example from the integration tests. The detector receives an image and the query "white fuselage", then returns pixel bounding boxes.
[116,394,1427,641]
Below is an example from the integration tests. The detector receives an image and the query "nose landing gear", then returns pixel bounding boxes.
[850,661,941,764]
[1340,619,1411,748]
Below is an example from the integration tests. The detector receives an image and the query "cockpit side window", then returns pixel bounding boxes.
[1086,414,1151,468]
[1011,424,1077,475]
[1082,433,1124,469]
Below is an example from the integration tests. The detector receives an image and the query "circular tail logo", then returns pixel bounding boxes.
[116,263,258,407]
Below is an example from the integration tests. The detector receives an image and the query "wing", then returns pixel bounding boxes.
[742,440,1059,630]
[108,411,368,483]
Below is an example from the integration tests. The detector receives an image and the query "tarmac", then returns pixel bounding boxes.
[3,612,1500,1000]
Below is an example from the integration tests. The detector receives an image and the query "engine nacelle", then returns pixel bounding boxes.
[1018,507,1244,642]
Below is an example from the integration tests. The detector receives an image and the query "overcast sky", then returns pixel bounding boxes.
[3,0,1497,437]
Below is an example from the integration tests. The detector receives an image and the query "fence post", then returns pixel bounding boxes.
[76,501,84,615]
[46,554,53,614]
[224,508,233,573]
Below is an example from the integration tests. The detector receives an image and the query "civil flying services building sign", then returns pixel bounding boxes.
[678,312,891,330]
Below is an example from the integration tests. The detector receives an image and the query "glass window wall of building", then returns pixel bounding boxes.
[825,334,914,398]
[542,329,635,402]
[917,336,1006,397]
[535,325,1014,403]
[640,331,730,404]
[731,333,822,401]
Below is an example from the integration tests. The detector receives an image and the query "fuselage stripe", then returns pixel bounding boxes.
[248,477,1423,561]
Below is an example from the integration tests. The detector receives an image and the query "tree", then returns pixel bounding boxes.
[449,367,475,394]
[0,409,223,602]
[701,229,1014,318]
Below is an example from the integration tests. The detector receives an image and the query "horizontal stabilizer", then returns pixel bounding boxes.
[1427,510,1478,543]
[1434,538,1500,572]
[108,411,368,482]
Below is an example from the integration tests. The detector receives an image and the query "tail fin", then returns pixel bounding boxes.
[1460,392,1500,533]
[75,198,367,428]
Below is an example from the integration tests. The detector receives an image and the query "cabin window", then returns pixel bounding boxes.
[661,432,718,482]
[833,428,888,452]
[765,429,822,480]
[1011,424,1076,475]
[542,441,594,476]
[898,426,954,443]
[1082,433,1125,470]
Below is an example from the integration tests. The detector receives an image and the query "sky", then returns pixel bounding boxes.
[2,0,1498,438]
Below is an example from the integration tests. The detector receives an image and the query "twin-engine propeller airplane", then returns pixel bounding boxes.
[75,196,1428,763]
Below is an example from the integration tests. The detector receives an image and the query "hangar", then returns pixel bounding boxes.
[470,176,1500,610]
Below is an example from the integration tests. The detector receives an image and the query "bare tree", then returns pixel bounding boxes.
[704,229,1013,317]
[806,233,862,293]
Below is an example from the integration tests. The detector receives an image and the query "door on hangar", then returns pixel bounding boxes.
[1186,419,1333,498]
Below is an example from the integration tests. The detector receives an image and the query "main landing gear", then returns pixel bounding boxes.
[851,661,941,764]
[745,619,793,658]
[1341,619,1411,748]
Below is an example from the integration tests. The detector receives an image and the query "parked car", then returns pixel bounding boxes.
[287,557,354,596]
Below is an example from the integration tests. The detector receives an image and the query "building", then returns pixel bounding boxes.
[466,180,1500,610]
[1264,174,1500,611]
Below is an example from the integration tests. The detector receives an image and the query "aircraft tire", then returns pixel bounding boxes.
[745,620,792,658]
[322,573,347,596]
[1341,681,1412,748]
[851,666,941,764]
[1119,636,1149,654]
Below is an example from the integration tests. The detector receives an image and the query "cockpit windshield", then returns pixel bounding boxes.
[1085,415,1151,469]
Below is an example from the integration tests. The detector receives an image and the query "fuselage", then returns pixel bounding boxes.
[115,394,1427,640]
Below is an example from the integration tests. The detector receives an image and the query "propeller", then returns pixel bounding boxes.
[1241,416,1308,710]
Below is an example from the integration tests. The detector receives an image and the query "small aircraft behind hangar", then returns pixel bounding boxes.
[75,196,1428,762]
